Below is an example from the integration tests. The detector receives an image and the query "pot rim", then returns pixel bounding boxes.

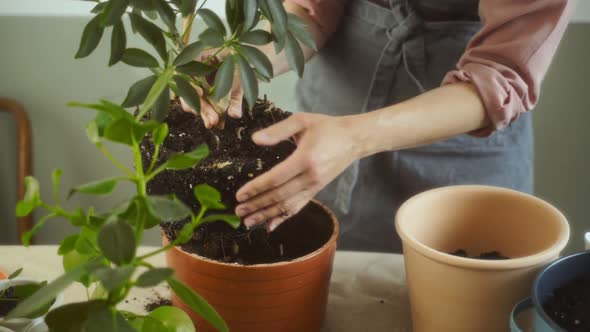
[395,185,570,271]
[164,199,340,269]
[531,250,590,331]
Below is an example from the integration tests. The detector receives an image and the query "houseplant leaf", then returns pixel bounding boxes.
[243,0,258,31]
[265,0,288,33]
[91,265,135,291]
[197,9,227,36]
[167,278,228,332]
[240,30,272,45]
[163,144,209,170]
[201,214,241,228]
[173,41,204,66]
[198,29,225,48]
[136,268,174,287]
[84,306,136,332]
[152,123,169,146]
[122,75,158,107]
[237,54,258,109]
[109,20,126,66]
[176,61,214,77]
[213,56,235,100]
[284,32,304,77]
[173,75,200,114]
[194,184,225,210]
[145,196,191,222]
[122,48,159,68]
[16,176,41,217]
[141,67,175,117]
[152,86,170,122]
[76,15,104,58]
[97,219,136,265]
[58,234,79,255]
[143,306,196,332]
[287,13,317,51]
[45,301,108,332]
[100,0,129,27]
[153,0,177,32]
[240,44,273,78]
[129,12,167,60]
[68,178,119,198]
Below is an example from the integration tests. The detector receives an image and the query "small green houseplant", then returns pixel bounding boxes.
[7,0,314,330]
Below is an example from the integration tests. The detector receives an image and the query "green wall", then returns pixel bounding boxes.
[0,15,587,253]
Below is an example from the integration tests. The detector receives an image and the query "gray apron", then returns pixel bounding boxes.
[295,0,534,252]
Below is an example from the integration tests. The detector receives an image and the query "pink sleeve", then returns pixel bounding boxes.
[442,0,575,136]
[289,0,347,35]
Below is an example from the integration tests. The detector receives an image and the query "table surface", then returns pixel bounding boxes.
[0,246,412,332]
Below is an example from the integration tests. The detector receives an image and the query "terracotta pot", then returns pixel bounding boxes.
[395,185,570,332]
[165,200,339,332]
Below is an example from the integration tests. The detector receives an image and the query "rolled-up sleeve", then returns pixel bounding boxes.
[289,0,347,36]
[442,0,575,136]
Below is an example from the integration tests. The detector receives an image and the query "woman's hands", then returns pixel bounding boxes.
[234,112,361,231]
[179,48,244,128]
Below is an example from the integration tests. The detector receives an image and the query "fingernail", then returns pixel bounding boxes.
[269,222,279,232]
[236,206,249,217]
[244,216,258,228]
[237,193,249,202]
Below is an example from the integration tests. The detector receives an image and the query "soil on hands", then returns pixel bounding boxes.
[142,98,333,265]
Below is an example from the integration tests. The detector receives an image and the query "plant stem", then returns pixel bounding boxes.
[98,144,135,178]
[147,144,160,174]
[181,13,195,46]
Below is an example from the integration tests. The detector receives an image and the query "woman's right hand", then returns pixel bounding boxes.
[180,49,245,128]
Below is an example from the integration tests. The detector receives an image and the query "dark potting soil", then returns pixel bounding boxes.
[0,287,18,317]
[142,98,333,265]
[449,249,510,260]
[543,276,590,332]
[144,297,172,312]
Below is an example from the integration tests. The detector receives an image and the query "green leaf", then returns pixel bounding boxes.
[173,41,204,66]
[194,184,225,210]
[97,220,136,265]
[8,268,23,280]
[176,61,214,77]
[287,13,317,51]
[240,44,273,79]
[86,119,101,144]
[198,29,225,48]
[129,12,167,60]
[225,0,242,35]
[266,0,288,33]
[16,176,40,217]
[52,168,63,201]
[122,75,158,107]
[284,32,304,77]
[76,15,104,58]
[143,9,159,20]
[141,67,175,117]
[58,234,79,255]
[152,86,170,122]
[144,306,196,332]
[171,0,197,16]
[91,2,108,14]
[213,56,235,100]
[62,251,95,287]
[109,21,127,66]
[101,0,130,27]
[69,100,134,121]
[92,265,135,291]
[136,268,174,287]
[167,277,228,332]
[174,75,200,114]
[75,226,99,255]
[8,259,103,319]
[163,144,209,170]
[201,214,241,229]
[152,123,169,145]
[130,0,155,10]
[240,30,272,45]
[146,196,191,222]
[46,301,107,332]
[85,307,136,332]
[243,0,258,31]
[237,54,258,109]
[12,282,53,319]
[154,0,177,32]
[198,8,226,35]
[122,48,159,67]
[68,178,119,198]
[22,213,54,246]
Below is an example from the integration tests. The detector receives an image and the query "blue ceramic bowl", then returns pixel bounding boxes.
[511,250,590,332]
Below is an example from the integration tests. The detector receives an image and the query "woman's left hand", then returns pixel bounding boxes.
[235,112,361,231]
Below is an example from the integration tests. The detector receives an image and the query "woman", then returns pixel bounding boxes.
[183,0,574,252]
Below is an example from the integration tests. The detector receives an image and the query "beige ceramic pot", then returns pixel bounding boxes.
[395,185,570,332]
[165,200,339,332]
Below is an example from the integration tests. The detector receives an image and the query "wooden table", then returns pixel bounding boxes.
[0,246,412,332]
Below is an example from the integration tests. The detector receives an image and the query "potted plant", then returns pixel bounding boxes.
[0,268,62,332]
[395,185,570,332]
[9,0,339,331]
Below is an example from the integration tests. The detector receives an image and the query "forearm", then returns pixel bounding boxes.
[259,1,328,76]
[350,82,490,158]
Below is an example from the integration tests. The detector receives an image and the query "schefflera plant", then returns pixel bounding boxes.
[5,0,317,330]
[9,104,239,332]
[80,0,315,122]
